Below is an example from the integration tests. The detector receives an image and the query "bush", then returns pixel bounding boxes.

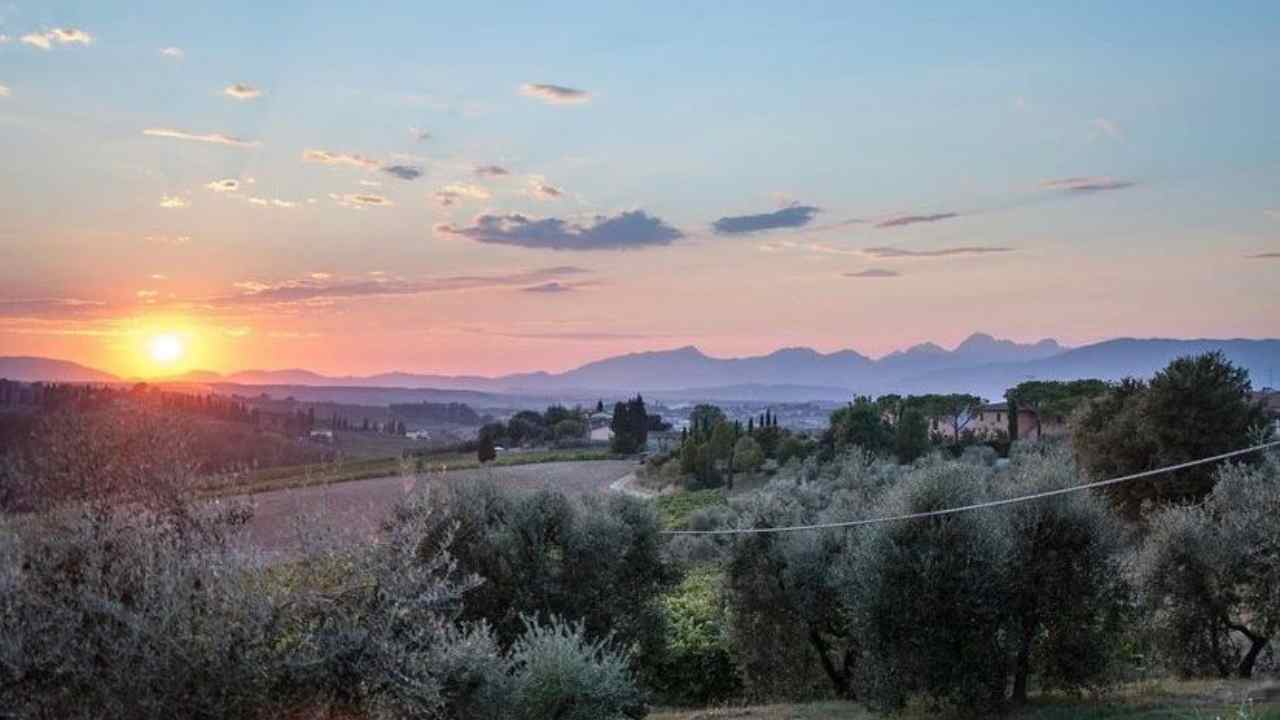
[649,570,740,705]
[507,617,646,720]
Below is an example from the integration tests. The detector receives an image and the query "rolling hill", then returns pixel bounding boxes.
[6,333,1278,402]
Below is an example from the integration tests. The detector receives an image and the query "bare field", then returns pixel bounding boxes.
[236,459,637,556]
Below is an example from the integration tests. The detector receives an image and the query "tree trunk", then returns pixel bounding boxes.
[1225,620,1270,679]
[808,625,855,700]
[1012,617,1035,704]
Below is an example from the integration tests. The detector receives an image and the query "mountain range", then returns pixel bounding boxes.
[3,333,1278,402]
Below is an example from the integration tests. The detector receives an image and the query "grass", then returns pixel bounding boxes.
[201,448,618,497]
[654,488,729,529]
[651,678,1280,720]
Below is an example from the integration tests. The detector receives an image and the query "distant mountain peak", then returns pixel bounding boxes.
[903,342,947,356]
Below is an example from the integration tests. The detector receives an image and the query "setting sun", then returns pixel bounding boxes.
[148,334,184,365]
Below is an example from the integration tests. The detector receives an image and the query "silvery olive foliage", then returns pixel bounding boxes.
[841,460,1012,712]
[1137,453,1280,679]
[699,445,1135,711]
[0,415,644,720]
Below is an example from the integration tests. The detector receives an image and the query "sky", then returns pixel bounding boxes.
[1,1,1277,378]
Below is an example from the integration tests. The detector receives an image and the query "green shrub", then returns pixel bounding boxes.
[654,489,727,530]
[649,569,740,705]
[508,616,645,720]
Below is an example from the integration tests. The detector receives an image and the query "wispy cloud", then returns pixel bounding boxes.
[410,127,431,141]
[1247,252,1280,259]
[436,210,682,251]
[382,164,423,181]
[205,178,240,193]
[248,197,298,208]
[520,281,596,293]
[843,268,901,278]
[527,180,564,200]
[519,83,591,105]
[0,84,9,98]
[207,267,588,306]
[712,204,820,234]
[433,183,491,207]
[478,328,669,342]
[145,234,192,246]
[20,28,92,50]
[223,83,263,101]
[861,245,1012,258]
[475,164,510,177]
[159,46,184,60]
[159,194,189,209]
[1041,176,1135,193]
[0,297,106,317]
[329,193,392,209]
[874,212,959,229]
[302,149,379,169]
[144,128,261,148]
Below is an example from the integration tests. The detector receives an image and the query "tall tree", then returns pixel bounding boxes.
[1074,353,1270,514]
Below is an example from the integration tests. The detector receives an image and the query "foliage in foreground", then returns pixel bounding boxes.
[1137,454,1280,680]
[383,478,680,694]
[0,412,646,720]
[674,446,1138,712]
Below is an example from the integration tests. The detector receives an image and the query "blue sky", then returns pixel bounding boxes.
[1,1,1277,376]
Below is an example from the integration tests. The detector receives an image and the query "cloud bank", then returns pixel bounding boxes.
[436,210,682,251]
[712,204,820,234]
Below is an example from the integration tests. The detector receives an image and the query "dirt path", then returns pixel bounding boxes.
[237,460,636,557]
[608,472,661,499]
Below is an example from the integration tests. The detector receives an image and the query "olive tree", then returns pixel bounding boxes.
[1137,454,1280,679]
[841,460,1010,712]
[721,452,897,700]
[1001,445,1132,702]
[384,480,679,687]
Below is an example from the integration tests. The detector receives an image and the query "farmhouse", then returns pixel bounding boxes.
[971,402,1069,441]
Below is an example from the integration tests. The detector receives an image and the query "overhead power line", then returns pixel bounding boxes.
[660,440,1280,536]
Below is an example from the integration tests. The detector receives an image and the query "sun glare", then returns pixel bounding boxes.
[148,334,184,365]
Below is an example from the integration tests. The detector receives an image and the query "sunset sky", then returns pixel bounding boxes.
[1,2,1277,378]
